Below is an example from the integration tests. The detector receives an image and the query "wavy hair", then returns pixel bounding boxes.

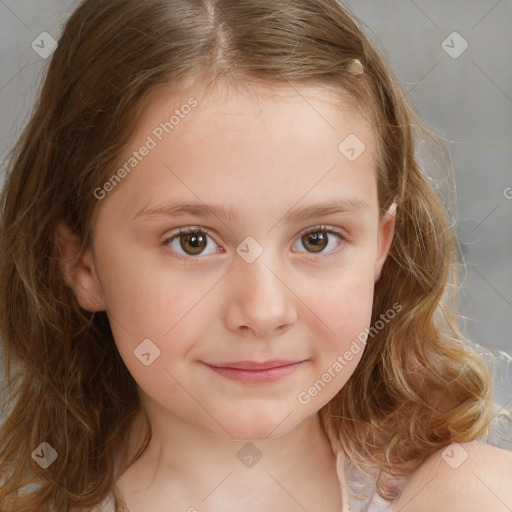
[1,0,510,510]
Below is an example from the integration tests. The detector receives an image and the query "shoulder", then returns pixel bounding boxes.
[391,440,512,512]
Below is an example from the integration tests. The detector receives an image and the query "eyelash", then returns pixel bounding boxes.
[160,225,346,264]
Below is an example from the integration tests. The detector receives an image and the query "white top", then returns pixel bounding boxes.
[327,432,411,512]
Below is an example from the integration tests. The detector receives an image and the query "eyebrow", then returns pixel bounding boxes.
[133,197,369,224]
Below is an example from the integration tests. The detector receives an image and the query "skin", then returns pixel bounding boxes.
[392,440,512,512]
[58,80,396,511]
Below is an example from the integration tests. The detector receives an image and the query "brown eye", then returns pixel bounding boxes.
[301,230,328,253]
[293,226,344,256]
[163,225,344,261]
[179,231,208,255]
[163,228,219,258]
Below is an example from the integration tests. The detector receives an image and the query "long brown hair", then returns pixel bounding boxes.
[1,0,509,510]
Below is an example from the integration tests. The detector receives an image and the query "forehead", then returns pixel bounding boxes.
[130,80,375,169]
[94,80,379,225]
[139,79,375,141]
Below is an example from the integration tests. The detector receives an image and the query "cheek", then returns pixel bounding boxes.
[97,247,218,375]
[303,263,375,380]
[306,260,376,338]
[96,240,186,333]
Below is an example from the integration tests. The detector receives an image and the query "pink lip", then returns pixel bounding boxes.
[202,360,305,384]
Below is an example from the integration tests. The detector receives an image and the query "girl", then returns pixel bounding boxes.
[1,1,511,511]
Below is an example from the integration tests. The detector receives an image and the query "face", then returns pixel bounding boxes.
[59,81,395,440]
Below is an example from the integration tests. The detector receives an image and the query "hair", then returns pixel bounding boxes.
[1,0,511,510]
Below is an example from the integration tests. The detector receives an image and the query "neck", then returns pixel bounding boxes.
[115,391,340,507]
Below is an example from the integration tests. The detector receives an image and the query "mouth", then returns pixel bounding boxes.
[201,360,306,384]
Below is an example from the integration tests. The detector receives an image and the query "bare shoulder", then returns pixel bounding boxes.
[391,440,512,512]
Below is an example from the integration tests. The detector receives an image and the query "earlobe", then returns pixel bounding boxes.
[374,202,397,282]
[57,220,106,312]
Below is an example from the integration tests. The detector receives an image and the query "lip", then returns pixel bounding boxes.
[206,360,303,370]
[202,360,306,384]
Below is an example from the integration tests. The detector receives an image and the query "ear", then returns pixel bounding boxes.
[374,202,396,283]
[57,220,106,312]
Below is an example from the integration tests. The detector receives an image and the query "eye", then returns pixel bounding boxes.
[161,225,345,262]
[292,225,344,256]
[161,227,220,259]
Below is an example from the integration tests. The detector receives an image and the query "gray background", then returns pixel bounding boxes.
[0,2,511,402]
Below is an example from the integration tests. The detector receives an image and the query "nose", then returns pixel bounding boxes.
[224,254,298,338]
